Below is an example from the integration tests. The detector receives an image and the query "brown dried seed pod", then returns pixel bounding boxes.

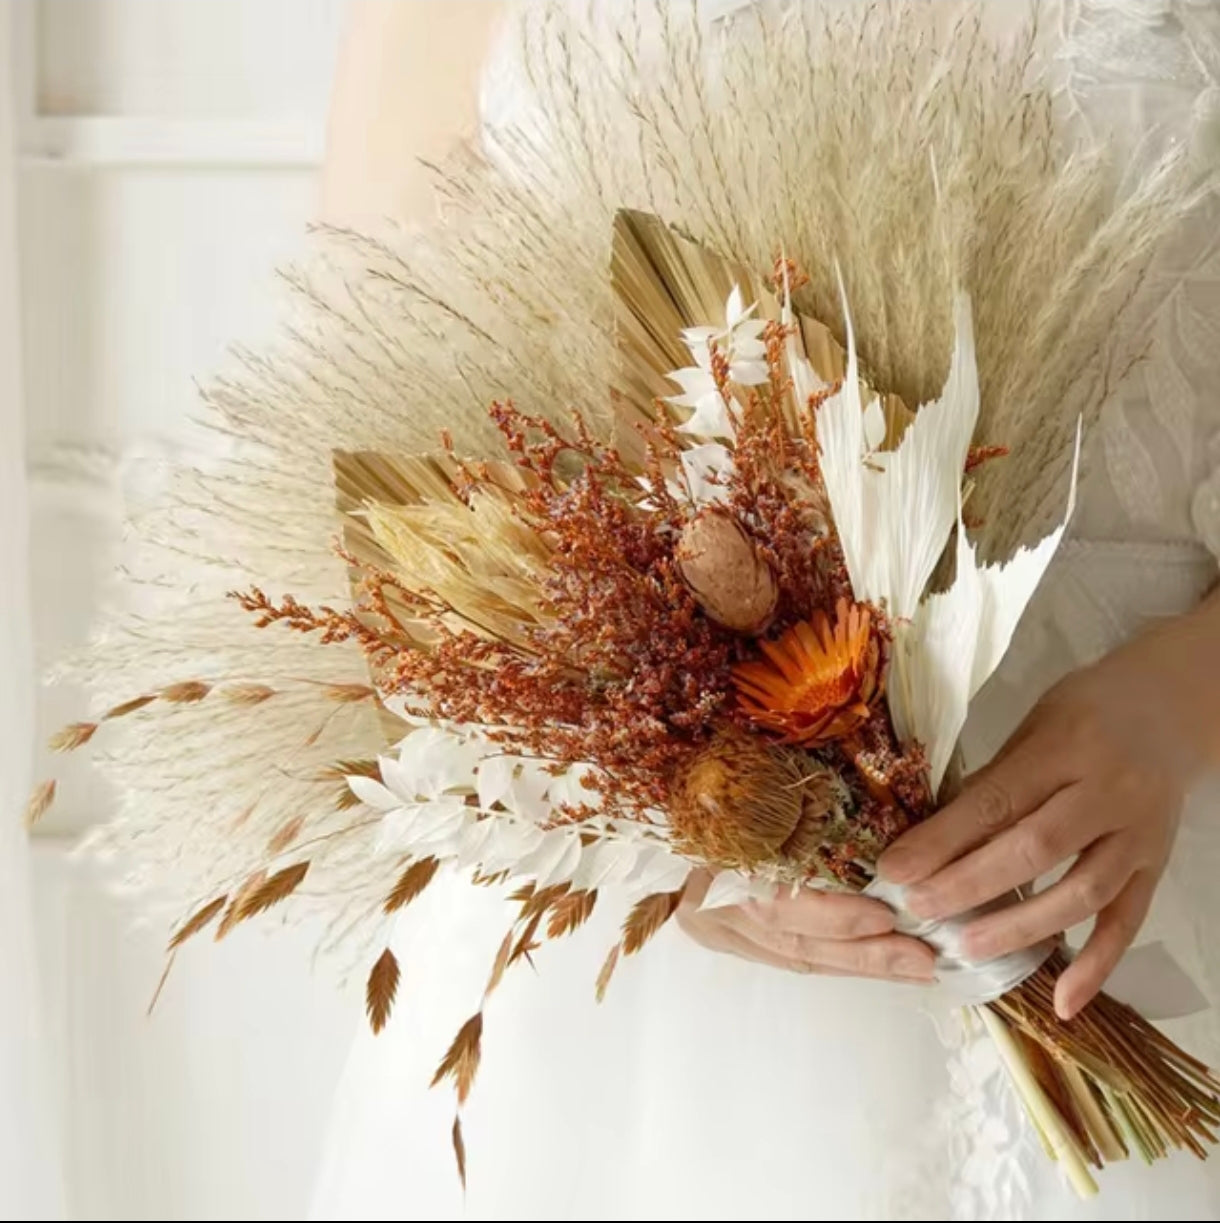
[676,508,778,635]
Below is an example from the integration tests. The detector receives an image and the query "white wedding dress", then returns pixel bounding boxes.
[309,3,1220,1219]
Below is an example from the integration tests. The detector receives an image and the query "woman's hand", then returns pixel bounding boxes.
[676,871,936,982]
[879,589,1220,1020]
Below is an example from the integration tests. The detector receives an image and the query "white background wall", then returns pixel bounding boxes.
[14,3,363,1218]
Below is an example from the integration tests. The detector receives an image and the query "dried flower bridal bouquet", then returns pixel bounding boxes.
[34,1,1220,1201]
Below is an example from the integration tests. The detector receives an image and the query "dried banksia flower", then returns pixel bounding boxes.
[676,508,778,635]
[733,599,882,745]
[669,732,852,876]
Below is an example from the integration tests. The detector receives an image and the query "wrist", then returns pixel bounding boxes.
[1142,585,1220,784]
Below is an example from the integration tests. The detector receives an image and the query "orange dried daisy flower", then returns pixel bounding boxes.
[732,599,883,745]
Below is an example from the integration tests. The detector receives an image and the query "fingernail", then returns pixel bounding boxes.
[1054,983,1079,1021]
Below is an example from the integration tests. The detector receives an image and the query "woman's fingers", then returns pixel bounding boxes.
[700,921,816,974]
[678,873,933,982]
[958,836,1133,962]
[878,733,1072,886]
[901,785,1102,920]
[752,889,897,940]
[733,907,934,980]
[1054,871,1157,1020]
[803,933,936,981]
[682,876,898,943]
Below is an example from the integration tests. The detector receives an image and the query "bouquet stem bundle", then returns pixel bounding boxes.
[989,951,1220,1191]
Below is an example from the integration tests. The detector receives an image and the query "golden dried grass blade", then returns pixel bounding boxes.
[333,787,362,812]
[23,780,56,829]
[595,944,620,1003]
[327,758,381,810]
[365,948,400,1035]
[49,722,97,752]
[384,857,440,914]
[160,681,211,704]
[519,882,570,920]
[267,815,306,853]
[471,868,510,887]
[168,896,228,950]
[103,695,156,720]
[233,862,309,922]
[147,952,176,1017]
[622,889,684,956]
[216,871,267,939]
[452,1115,467,1191]
[484,930,515,999]
[546,889,598,940]
[432,1013,483,1105]
[509,910,545,967]
[325,683,376,703]
[220,684,277,706]
[316,758,379,783]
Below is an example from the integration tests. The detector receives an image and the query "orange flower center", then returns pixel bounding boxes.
[732,599,879,745]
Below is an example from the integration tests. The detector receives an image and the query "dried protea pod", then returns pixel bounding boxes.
[669,732,853,877]
[676,508,778,635]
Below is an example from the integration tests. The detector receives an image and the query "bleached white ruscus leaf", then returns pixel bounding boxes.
[668,286,771,439]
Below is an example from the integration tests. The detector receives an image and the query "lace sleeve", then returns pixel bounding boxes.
[1060,1,1220,560]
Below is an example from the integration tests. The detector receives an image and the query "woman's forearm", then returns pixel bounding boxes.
[1178,583,1220,770]
[1120,580,1220,781]
[320,1,504,228]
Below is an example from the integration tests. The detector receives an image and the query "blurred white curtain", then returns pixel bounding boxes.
[0,9,66,1221]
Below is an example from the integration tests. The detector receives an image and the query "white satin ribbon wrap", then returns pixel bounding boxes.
[864,878,1053,1006]
[864,879,1210,1020]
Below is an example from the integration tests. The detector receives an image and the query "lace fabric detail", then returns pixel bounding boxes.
[1060,0,1220,558]
[940,1012,1039,1222]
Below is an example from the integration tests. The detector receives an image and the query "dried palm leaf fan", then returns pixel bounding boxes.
[611,209,913,446]
[33,0,1220,1199]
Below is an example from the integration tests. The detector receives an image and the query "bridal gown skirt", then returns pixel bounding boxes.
[309,540,1220,1222]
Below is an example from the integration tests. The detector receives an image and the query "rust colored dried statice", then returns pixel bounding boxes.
[230,344,873,830]
[720,331,850,621]
[235,403,767,817]
[397,403,746,812]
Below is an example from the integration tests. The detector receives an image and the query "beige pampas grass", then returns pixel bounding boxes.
[55,0,1215,957]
